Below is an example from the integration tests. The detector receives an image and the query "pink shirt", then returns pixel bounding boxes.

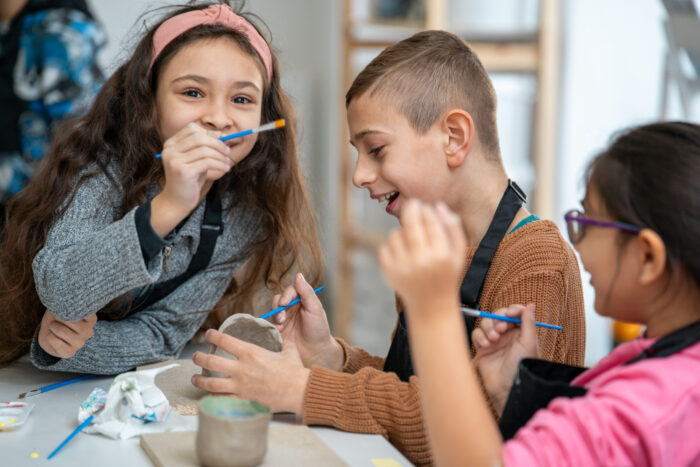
[503,336,700,466]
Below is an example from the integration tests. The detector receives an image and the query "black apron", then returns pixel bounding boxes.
[499,319,700,440]
[127,189,223,314]
[383,180,527,382]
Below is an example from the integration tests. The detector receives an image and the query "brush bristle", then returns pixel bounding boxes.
[275,119,285,128]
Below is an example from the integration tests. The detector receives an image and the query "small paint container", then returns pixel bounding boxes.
[0,401,34,430]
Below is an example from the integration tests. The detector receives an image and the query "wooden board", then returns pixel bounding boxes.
[140,425,348,466]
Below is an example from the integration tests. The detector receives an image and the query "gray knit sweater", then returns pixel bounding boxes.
[30,162,261,374]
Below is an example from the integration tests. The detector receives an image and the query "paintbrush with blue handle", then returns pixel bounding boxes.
[461,306,562,331]
[260,286,325,320]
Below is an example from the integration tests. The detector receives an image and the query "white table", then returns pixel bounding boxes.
[0,349,412,466]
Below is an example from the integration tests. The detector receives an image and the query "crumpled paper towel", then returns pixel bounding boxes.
[80,363,197,439]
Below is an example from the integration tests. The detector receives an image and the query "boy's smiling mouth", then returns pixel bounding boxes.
[372,191,400,214]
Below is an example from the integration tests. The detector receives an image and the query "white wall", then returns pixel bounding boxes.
[557,0,698,364]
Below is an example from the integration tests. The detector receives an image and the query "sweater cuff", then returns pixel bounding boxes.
[135,201,171,263]
[30,334,60,369]
[302,366,377,433]
[336,337,384,374]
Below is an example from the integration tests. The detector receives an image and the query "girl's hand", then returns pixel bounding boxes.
[472,304,538,415]
[191,330,310,414]
[160,122,234,208]
[378,200,467,316]
[151,123,233,235]
[37,310,97,359]
[268,273,343,371]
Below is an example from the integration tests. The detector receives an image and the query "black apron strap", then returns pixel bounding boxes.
[499,358,587,440]
[129,189,223,313]
[625,319,700,365]
[383,180,526,382]
[460,180,527,309]
[499,319,700,439]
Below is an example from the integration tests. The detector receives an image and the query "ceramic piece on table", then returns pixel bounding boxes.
[203,313,283,378]
[196,396,271,467]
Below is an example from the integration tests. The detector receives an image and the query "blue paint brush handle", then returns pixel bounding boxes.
[154,129,251,158]
[39,374,97,394]
[154,119,284,158]
[47,415,94,459]
[21,374,98,398]
[461,307,563,331]
[219,128,253,142]
[260,286,325,320]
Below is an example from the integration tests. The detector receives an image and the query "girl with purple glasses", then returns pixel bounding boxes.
[378,121,700,466]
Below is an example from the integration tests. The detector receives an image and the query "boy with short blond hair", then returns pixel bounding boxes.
[191,30,586,466]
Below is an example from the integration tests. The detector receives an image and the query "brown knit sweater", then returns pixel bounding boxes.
[302,220,586,466]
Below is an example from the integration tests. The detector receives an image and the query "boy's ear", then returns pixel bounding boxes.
[636,229,667,286]
[442,109,474,169]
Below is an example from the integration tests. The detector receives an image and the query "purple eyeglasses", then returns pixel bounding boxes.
[564,209,642,244]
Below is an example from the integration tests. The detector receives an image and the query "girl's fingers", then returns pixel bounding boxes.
[178,145,232,166]
[472,328,490,349]
[378,243,394,278]
[271,310,287,325]
[519,304,537,347]
[505,304,527,318]
[57,317,94,336]
[271,293,281,309]
[402,200,427,250]
[55,319,83,335]
[169,126,230,156]
[421,203,447,248]
[48,320,78,338]
[47,323,77,350]
[478,313,497,336]
[47,337,73,358]
[387,228,407,260]
[182,158,232,180]
[436,202,466,253]
[294,273,321,308]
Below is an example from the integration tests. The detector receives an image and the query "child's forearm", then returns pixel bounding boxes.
[406,299,504,467]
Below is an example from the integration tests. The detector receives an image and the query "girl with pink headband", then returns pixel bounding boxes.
[0,1,323,375]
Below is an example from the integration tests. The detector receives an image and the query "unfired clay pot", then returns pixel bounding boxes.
[196,396,271,467]
[203,313,283,378]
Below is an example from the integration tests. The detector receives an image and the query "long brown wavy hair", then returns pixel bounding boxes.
[0,1,323,366]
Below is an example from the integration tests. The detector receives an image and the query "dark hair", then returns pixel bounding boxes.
[345,30,501,157]
[585,121,700,288]
[0,1,323,366]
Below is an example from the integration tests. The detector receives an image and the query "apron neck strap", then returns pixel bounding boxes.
[460,179,526,309]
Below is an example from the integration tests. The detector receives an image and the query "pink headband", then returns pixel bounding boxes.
[150,4,272,82]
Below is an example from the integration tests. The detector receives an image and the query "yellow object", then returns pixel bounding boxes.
[371,459,402,467]
[30,453,39,459]
[613,320,644,343]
